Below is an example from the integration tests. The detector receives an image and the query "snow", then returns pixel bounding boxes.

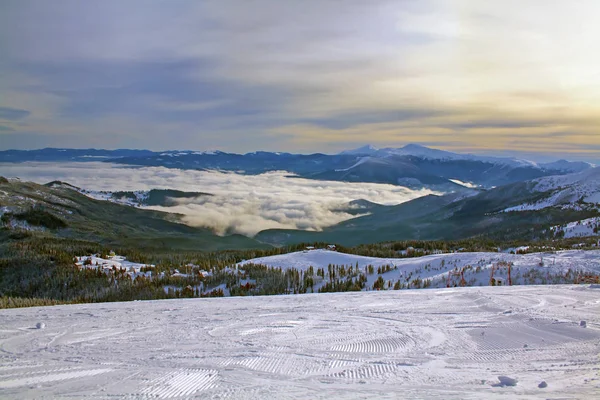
[377,144,540,169]
[550,217,600,238]
[540,159,595,173]
[338,145,594,173]
[239,249,600,288]
[503,191,564,212]
[75,254,154,279]
[334,157,373,172]
[78,189,149,207]
[0,285,598,398]
[502,167,600,212]
[534,166,600,194]
[448,178,479,188]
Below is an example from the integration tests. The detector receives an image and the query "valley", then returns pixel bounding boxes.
[2,145,600,307]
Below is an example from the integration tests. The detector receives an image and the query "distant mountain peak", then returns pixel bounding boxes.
[539,159,595,173]
[339,145,379,155]
[401,143,429,151]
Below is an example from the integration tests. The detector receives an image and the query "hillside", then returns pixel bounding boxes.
[255,174,600,246]
[240,248,600,290]
[0,178,266,251]
[503,167,600,211]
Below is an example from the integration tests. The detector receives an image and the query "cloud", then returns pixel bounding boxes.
[0,107,30,120]
[0,162,435,236]
[0,1,599,155]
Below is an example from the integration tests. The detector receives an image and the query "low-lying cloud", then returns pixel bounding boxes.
[0,162,436,236]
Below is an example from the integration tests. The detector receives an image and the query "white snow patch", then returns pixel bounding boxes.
[448,179,479,189]
[334,157,372,172]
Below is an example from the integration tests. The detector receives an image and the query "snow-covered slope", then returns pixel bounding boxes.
[503,167,600,212]
[341,144,541,169]
[1,285,598,399]
[540,159,595,173]
[339,144,596,172]
[535,166,600,197]
[80,189,149,206]
[551,217,600,239]
[334,156,375,171]
[240,249,600,289]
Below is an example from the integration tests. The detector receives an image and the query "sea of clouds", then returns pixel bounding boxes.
[0,162,437,236]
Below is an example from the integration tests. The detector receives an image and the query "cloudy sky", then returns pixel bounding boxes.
[1,0,599,160]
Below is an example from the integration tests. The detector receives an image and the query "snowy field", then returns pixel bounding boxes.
[1,285,599,399]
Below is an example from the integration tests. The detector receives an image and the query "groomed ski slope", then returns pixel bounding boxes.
[0,285,599,399]
[239,249,600,289]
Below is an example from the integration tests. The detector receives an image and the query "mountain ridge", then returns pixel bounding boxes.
[1,145,595,192]
[254,168,600,246]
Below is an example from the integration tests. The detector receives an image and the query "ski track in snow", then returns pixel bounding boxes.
[0,285,599,399]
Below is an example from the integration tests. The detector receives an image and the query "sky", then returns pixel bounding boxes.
[1,0,599,161]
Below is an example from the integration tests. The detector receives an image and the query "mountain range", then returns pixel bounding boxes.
[1,145,594,192]
[2,144,599,248]
[2,166,599,248]
[256,167,600,246]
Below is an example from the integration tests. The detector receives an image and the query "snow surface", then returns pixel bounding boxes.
[0,285,599,399]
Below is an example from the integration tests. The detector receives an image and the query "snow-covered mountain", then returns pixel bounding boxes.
[340,143,591,170]
[504,167,600,212]
[539,159,594,173]
[550,217,600,239]
[2,145,595,191]
[338,144,379,156]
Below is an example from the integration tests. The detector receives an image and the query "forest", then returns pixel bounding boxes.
[2,226,599,308]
